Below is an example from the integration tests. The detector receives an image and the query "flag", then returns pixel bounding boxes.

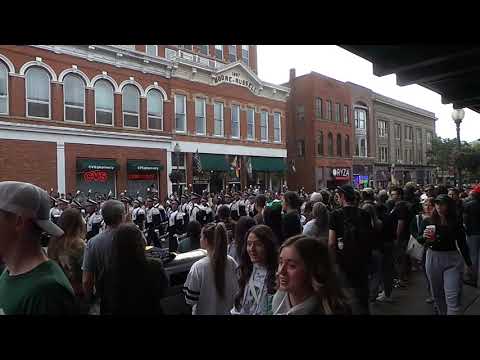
[290,160,296,173]
[193,149,202,175]
[231,156,240,178]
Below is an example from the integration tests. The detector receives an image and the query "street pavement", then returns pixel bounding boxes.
[371,270,480,315]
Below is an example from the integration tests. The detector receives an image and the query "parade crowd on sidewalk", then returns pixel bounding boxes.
[1,180,480,316]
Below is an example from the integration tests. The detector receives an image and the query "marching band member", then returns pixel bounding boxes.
[84,199,103,241]
[145,197,162,247]
[132,199,146,231]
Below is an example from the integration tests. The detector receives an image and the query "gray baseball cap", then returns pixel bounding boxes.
[0,181,64,237]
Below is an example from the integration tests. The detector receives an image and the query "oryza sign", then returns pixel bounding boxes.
[332,168,350,179]
[213,70,259,94]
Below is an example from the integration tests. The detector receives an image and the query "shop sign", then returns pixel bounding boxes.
[128,174,157,181]
[83,171,109,183]
[332,168,350,179]
[213,70,259,94]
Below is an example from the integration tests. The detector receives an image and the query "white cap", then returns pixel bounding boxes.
[0,181,64,237]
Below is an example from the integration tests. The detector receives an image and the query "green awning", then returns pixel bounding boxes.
[77,159,119,172]
[200,154,229,171]
[251,157,286,172]
[127,160,163,172]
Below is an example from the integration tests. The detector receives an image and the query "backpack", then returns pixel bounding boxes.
[191,205,207,225]
[337,208,370,273]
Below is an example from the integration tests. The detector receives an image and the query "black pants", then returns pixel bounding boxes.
[382,243,395,297]
[337,268,370,315]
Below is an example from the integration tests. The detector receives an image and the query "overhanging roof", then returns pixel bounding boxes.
[341,45,480,113]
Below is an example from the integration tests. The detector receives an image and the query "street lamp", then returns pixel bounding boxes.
[452,108,465,188]
[174,142,181,197]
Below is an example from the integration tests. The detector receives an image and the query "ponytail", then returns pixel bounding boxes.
[203,222,228,298]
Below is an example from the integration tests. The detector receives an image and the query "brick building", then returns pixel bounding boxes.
[0,45,288,200]
[286,70,353,192]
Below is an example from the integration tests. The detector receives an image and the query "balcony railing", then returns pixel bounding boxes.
[169,49,225,70]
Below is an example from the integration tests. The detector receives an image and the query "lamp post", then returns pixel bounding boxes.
[452,109,465,188]
[174,142,181,197]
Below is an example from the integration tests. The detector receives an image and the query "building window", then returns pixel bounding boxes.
[147,89,163,130]
[337,134,342,156]
[297,140,305,157]
[327,133,333,156]
[172,152,187,194]
[360,138,366,157]
[122,85,140,128]
[327,100,332,120]
[214,102,224,136]
[242,45,249,65]
[405,149,409,162]
[64,74,85,122]
[379,146,388,163]
[405,126,413,141]
[146,45,158,56]
[345,135,350,157]
[335,103,340,122]
[354,108,366,129]
[416,128,422,144]
[94,79,114,125]
[198,45,209,56]
[231,104,240,139]
[175,94,186,133]
[296,105,304,121]
[247,107,255,140]
[179,45,193,51]
[215,45,223,60]
[394,124,401,140]
[260,110,268,141]
[0,62,8,115]
[315,98,323,118]
[26,67,50,119]
[396,147,401,162]
[228,45,237,62]
[426,131,432,145]
[274,112,281,142]
[417,149,422,163]
[409,149,414,163]
[343,105,349,124]
[317,131,324,155]
[378,120,387,137]
[194,98,206,135]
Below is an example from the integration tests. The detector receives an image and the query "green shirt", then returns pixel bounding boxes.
[0,260,77,315]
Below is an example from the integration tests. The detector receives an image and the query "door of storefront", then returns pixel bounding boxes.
[127,160,163,198]
[76,159,119,198]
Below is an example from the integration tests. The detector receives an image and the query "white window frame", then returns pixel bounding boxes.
[378,120,387,137]
[195,97,206,136]
[260,110,269,142]
[394,123,401,140]
[26,67,51,120]
[94,80,114,127]
[379,146,388,162]
[122,85,140,129]
[335,102,341,122]
[214,101,224,137]
[327,100,332,121]
[355,108,366,129]
[198,45,209,56]
[215,45,224,60]
[343,105,349,124]
[247,107,255,140]
[63,74,85,123]
[426,131,432,145]
[0,62,9,115]
[147,89,164,131]
[416,128,422,144]
[146,45,158,57]
[274,112,281,143]
[175,94,187,133]
[242,45,249,65]
[315,98,322,118]
[231,104,240,139]
[228,45,237,62]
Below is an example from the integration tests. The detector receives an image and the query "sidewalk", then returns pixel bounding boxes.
[371,270,480,315]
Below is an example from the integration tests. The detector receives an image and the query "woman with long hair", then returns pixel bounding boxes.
[263,202,283,246]
[232,225,278,315]
[228,216,256,266]
[272,235,350,315]
[47,208,86,302]
[103,223,168,315]
[303,202,329,243]
[183,222,239,315]
[418,194,473,315]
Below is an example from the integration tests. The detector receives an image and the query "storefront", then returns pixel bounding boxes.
[76,159,119,198]
[127,160,163,198]
[197,153,229,194]
[249,156,286,192]
[354,175,370,189]
[326,167,351,189]
[374,168,390,189]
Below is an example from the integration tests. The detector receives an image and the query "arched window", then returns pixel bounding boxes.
[337,134,342,157]
[95,80,114,125]
[327,132,333,156]
[345,135,350,157]
[26,67,50,118]
[147,89,163,130]
[0,62,7,115]
[122,85,140,128]
[317,131,324,156]
[64,74,85,122]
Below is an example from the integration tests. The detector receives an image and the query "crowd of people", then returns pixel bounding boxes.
[1,179,480,316]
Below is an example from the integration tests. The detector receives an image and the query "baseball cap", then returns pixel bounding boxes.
[336,184,355,199]
[434,194,451,205]
[0,181,64,237]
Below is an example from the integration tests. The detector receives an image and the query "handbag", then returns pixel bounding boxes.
[407,215,425,262]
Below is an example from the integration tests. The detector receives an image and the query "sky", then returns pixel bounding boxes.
[257,45,480,143]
